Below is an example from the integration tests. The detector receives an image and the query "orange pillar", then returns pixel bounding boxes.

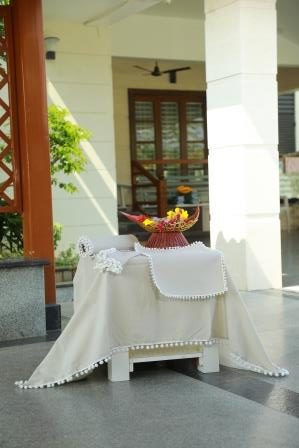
[11,0,56,304]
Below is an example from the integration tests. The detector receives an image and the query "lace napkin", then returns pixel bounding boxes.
[134,242,227,300]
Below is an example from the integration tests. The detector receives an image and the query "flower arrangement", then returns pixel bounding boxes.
[121,207,200,248]
[121,207,199,233]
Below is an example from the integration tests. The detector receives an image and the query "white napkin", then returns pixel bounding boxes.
[134,241,228,300]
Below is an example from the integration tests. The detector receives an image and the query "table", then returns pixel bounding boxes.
[15,244,288,389]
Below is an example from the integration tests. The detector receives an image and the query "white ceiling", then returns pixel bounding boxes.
[43,0,299,46]
[144,0,204,20]
[43,0,118,23]
[144,0,299,46]
[43,0,162,25]
[277,0,299,45]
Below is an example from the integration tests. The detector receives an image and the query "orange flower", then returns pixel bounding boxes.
[176,185,193,195]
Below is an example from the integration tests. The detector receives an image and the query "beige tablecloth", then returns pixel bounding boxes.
[16,246,288,389]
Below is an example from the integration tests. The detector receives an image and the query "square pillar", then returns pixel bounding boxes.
[12,0,56,304]
[205,0,282,289]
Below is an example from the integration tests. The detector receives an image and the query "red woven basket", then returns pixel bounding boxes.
[121,207,200,248]
[145,231,189,248]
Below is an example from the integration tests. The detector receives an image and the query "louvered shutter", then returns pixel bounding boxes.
[278,93,295,154]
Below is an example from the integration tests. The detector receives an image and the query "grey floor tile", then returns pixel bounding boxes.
[1,359,299,448]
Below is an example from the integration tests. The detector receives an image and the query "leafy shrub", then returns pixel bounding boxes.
[55,245,79,267]
[0,105,90,255]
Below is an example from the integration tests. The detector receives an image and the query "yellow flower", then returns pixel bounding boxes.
[166,208,189,221]
[143,218,154,226]
[180,210,189,220]
[166,210,176,220]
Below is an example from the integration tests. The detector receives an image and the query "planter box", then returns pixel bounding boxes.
[0,258,48,342]
[55,266,76,284]
[55,266,76,304]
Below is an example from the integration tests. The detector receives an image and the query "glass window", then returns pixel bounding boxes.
[135,101,153,121]
[161,102,180,159]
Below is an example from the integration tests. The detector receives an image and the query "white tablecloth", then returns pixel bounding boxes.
[16,245,288,389]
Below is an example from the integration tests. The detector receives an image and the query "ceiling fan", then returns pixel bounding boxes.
[134,61,191,84]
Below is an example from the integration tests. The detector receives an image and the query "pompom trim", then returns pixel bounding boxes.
[14,337,288,389]
[135,241,228,300]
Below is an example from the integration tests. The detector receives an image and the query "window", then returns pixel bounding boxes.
[129,89,207,180]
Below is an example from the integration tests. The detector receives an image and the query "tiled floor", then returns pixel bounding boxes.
[0,231,299,448]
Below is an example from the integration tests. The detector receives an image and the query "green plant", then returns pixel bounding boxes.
[55,245,79,267]
[0,105,90,255]
[53,223,63,251]
[0,213,63,255]
[0,208,23,255]
[49,105,90,193]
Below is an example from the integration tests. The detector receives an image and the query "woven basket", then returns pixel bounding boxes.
[121,207,200,248]
[121,207,200,233]
[145,232,189,248]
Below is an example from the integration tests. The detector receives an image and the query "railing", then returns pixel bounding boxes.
[131,161,167,217]
[139,158,208,167]
[131,159,209,217]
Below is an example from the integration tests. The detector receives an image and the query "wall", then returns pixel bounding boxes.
[111,14,205,62]
[278,67,299,93]
[112,57,206,187]
[277,34,299,66]
[44,21,118,251]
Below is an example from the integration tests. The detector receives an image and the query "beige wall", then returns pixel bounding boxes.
[278,67,299,93]
[111,14,205,62]
[45,21,118,250]
[112,57,206,187]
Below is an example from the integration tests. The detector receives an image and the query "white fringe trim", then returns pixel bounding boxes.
[229,352,289,377]
[14,338,289,389]
[14,338,217,389]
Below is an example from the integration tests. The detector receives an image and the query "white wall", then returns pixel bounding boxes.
[111,14,206,61]
[44,21,118,251]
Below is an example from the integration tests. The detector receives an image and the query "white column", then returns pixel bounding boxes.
[205,0,282,290]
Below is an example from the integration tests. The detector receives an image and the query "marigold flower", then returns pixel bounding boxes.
[176,185,193,195]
